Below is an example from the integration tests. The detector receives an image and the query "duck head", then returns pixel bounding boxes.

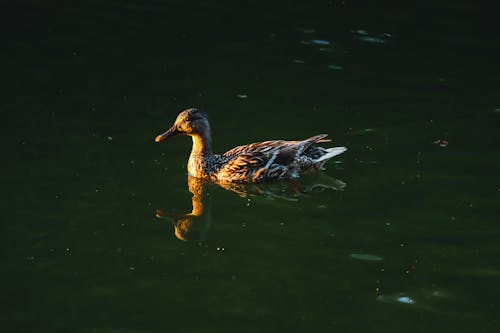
[155,108,210,142]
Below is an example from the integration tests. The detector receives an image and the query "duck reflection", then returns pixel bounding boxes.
[218,172,346,200]
[156,176,212,241]
[156,173,346,241]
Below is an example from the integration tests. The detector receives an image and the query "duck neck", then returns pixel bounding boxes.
[188,131,213,177]
[190,131,212,157]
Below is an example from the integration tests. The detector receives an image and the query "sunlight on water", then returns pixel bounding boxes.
[377,294,416,305]
[351,29,392,44]
[310,39,331,46]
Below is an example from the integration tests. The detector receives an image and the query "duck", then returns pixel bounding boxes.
[155,108,347,183]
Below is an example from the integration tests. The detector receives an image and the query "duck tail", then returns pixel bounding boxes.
[315,146,347,163]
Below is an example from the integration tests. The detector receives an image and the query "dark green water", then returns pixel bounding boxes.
[2,1,500,332]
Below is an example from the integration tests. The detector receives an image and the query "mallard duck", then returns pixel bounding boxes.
[155,108,347,183]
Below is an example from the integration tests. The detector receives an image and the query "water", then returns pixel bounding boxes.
[2,1,500,332]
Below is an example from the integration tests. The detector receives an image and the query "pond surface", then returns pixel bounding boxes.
[2,1,500,332]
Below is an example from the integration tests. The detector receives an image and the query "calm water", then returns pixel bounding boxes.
[2,1,500,332]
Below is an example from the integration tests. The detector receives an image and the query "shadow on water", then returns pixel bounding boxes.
[155,173,346,242]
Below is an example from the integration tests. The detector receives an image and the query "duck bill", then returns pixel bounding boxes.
[155,126,179,142]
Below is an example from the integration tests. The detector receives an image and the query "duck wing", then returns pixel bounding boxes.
[223,134,328,157]
[218,150,281,182]
[218,135,330,182]
[223,140,286,157]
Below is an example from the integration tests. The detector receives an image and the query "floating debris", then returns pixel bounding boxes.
[433,139,449,147]
[292,59,306,64]
[236,94,248,99]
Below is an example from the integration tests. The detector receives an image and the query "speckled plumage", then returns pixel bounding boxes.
[155,108,347,183]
